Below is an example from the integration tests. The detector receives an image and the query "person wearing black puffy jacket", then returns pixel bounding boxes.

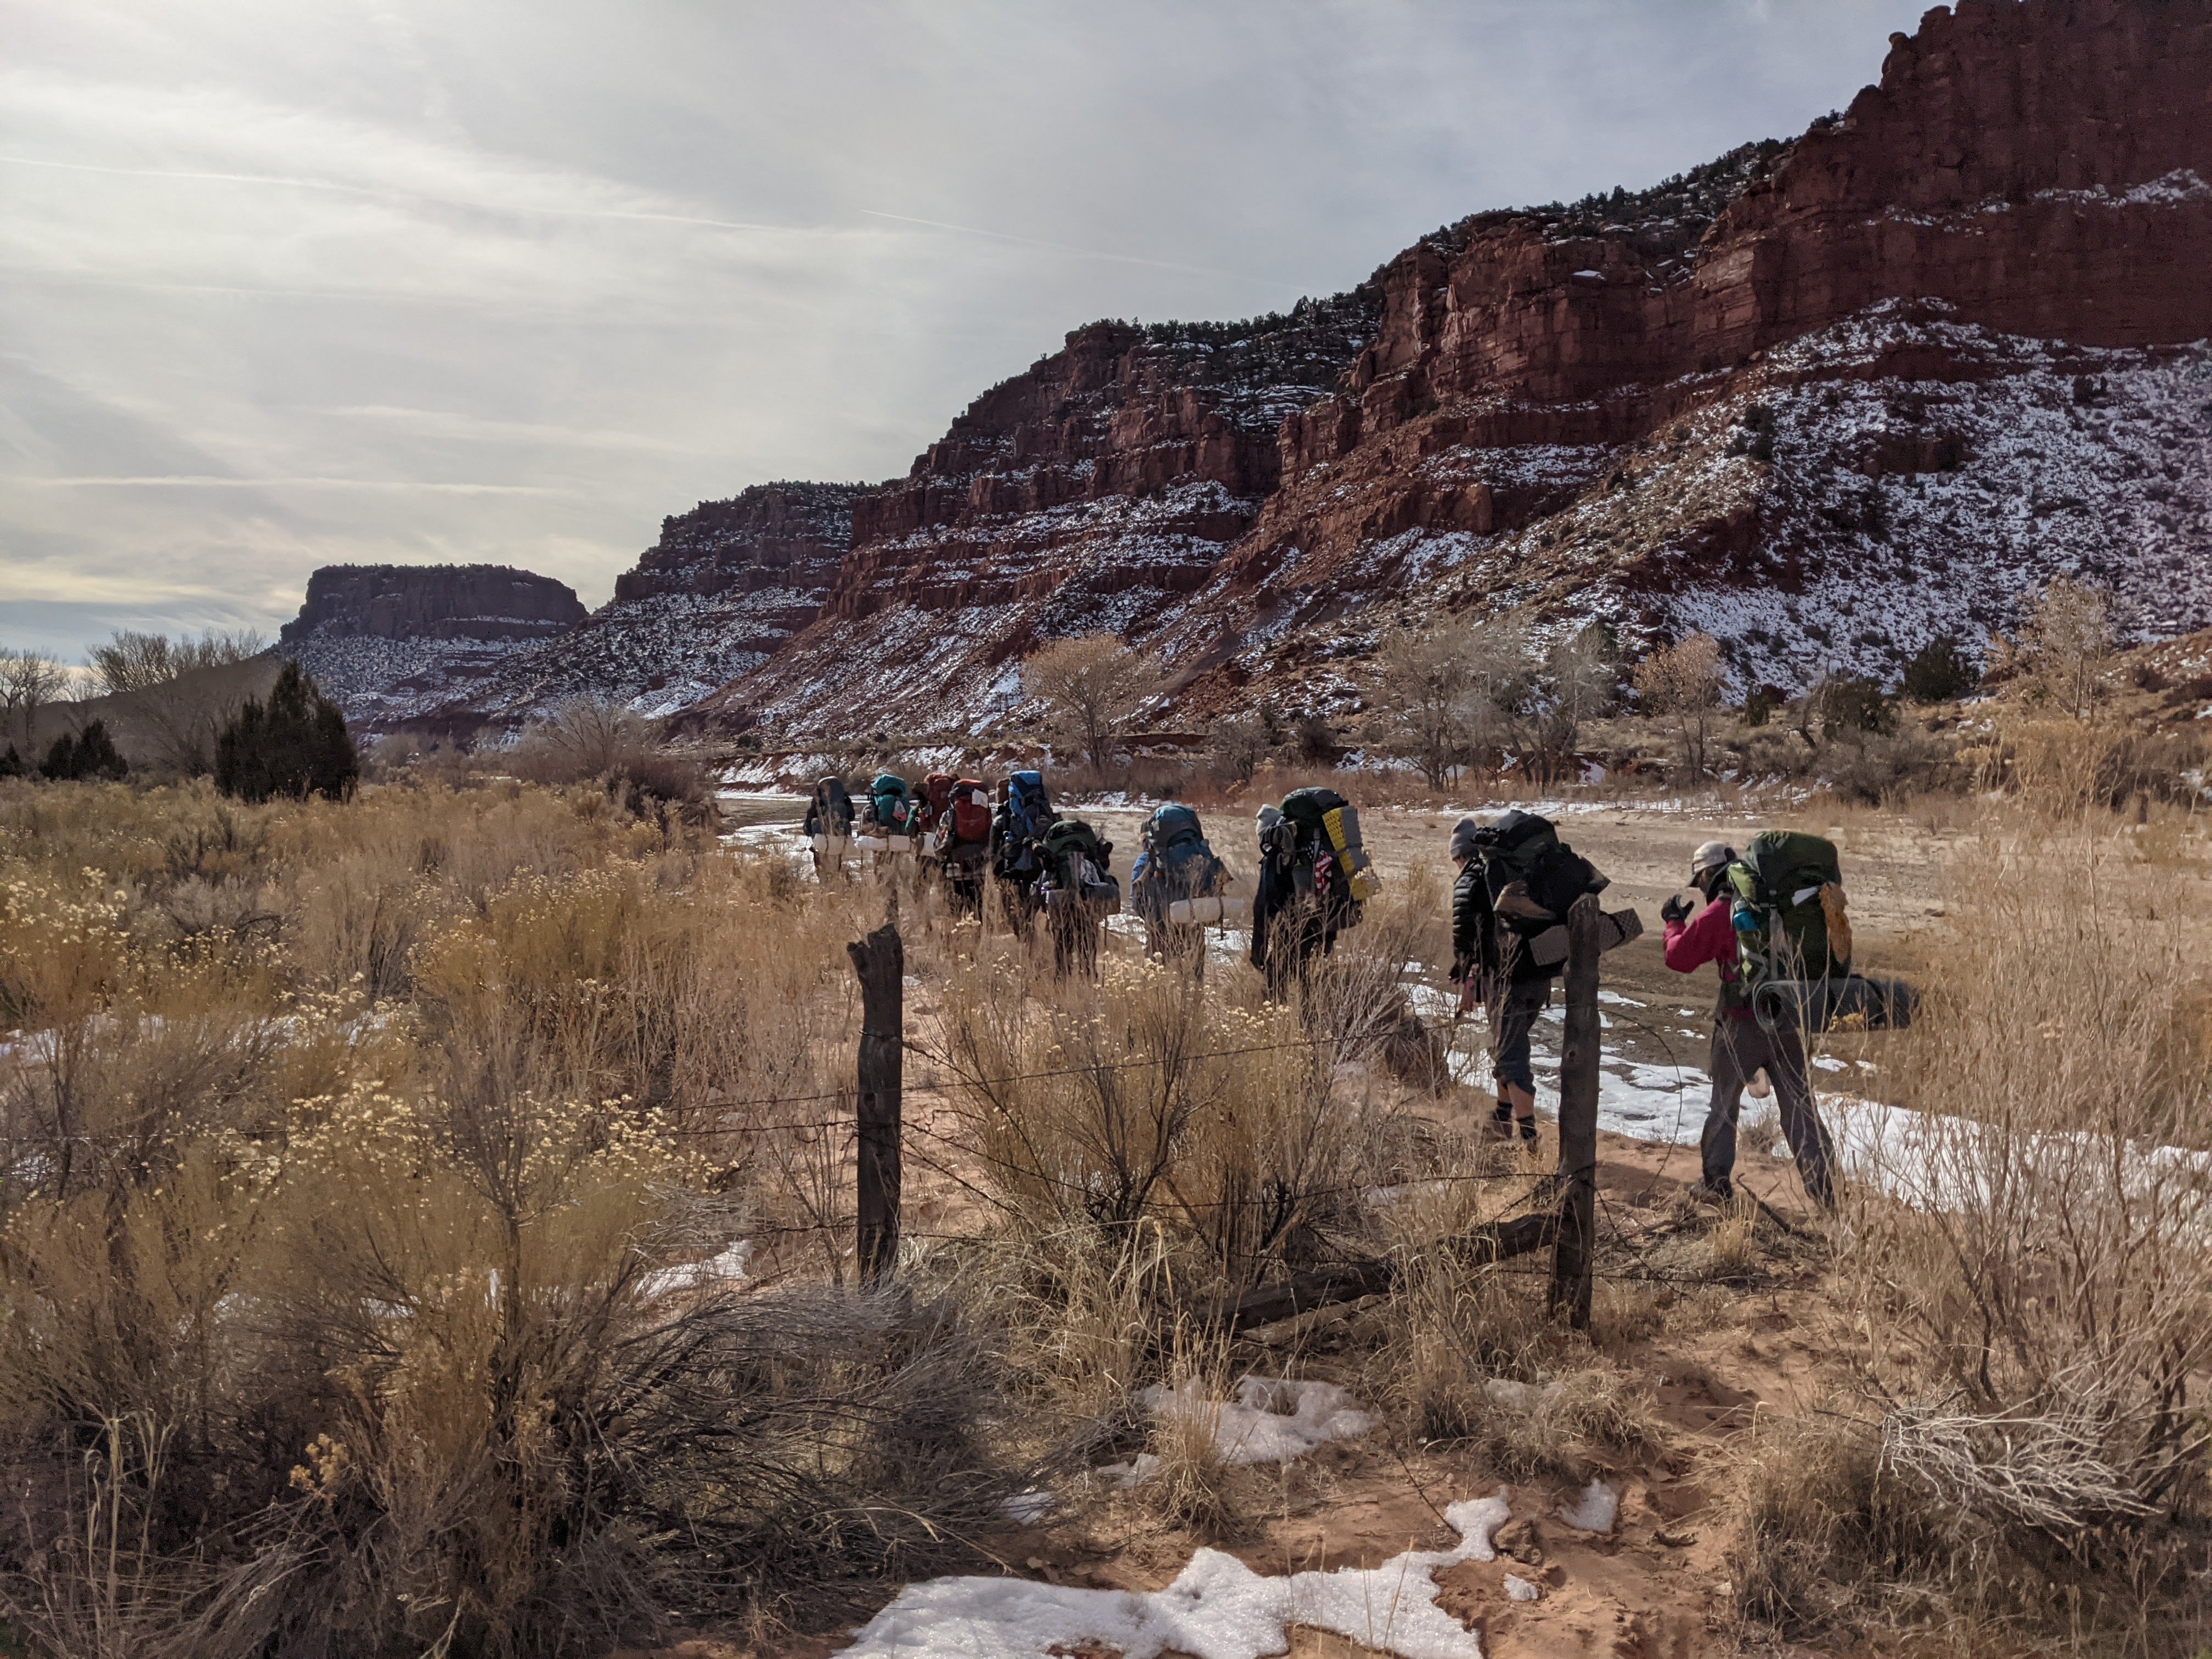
[1449,816,1549,1143]
[1449,809,1612,1144]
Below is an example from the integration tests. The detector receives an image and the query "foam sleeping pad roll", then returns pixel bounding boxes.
[1168,895,1228,926]
[1751,974,1918,1034]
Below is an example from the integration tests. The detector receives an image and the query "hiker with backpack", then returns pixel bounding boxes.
[802,776,855,877]
[1250,786,1373,995]
[920,771,994,915]
[1660,836,1840,1207]
[1449,809,1610,1144]
[864,771,918,840]
[1035,817,1120,977]
[1130,803,1229,962]
[990,769,1057,928]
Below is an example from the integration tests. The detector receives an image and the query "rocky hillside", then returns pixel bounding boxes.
[278,564,584,726]
[440,483,867,723]
[406,0,2211,740]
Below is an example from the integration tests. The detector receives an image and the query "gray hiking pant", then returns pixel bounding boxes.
[1705,1017,1837,1205]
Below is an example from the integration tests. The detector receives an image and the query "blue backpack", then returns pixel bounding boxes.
[1004,770,1052,842]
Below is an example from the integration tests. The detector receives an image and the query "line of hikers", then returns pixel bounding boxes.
[800,769,1375,982]
[803,768,1869,1205]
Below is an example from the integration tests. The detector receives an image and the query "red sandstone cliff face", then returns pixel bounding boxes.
[1190,0,2212,698]
[815,300,1378,629]
[483,0,2212,741]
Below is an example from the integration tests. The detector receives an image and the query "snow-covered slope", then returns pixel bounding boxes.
[372,0,2212,742]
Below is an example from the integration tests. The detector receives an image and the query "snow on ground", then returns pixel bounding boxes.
[637,1241,751,1298]
[1147,1377,1376,1465]
[835,1490,1511,1659]
[1556,1479,1620,1535]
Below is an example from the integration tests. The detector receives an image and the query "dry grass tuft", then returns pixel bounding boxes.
[0,777,1023,1656]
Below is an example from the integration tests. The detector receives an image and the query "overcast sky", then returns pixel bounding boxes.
[0,0,1931,659]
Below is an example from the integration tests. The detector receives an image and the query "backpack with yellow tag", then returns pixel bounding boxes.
[1278,786,1377,916]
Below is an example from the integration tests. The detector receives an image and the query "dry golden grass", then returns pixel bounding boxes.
[8,763,2212,1656]
[0,779,1019,1657]
[1724,805,2212,1651]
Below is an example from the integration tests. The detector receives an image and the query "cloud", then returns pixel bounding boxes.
[0,0,1933,662]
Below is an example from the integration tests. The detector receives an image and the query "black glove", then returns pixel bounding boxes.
[1661,893,1692,926]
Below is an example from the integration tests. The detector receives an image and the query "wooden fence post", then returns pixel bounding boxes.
[848,920,903,1286]
[1550,893,1601,1329]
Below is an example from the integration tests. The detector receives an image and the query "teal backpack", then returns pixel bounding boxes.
[870,772,915,832]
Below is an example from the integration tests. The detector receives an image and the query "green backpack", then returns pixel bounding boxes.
[1728,831,1850,992]
[1040,818,1111,884]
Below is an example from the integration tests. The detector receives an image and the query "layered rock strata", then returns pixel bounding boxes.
[419,0,2212,740]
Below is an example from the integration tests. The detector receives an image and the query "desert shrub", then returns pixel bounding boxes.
[1819,727,1961,804]
[215,662,357,803]
[1728,1412,1937,1637]
[1776,826,2212,1643]
[1901,632,1978,703]
[1967,718,2208,816]
[40,720,128,781]
[1812,672,1896,737]
[508,699,713,822]
[0,780,1023,1656]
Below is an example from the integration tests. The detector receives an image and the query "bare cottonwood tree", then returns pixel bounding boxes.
[1369,622,1477,787]
[1207,713,1276,788]
[1020,634,1150,779]
[1996,578,2114,720]
[0,650,67,752]
[1632,631,1727,781]
[1527,625,1615,775]
[1370,613,1545,786]
[87,629,269,775]
[89,629,264,697]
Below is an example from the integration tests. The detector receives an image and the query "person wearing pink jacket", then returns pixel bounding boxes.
[1661,840,1836,1207]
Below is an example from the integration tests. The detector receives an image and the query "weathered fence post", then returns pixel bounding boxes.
[1549,893,1601,1329]
[848,920,903,1286]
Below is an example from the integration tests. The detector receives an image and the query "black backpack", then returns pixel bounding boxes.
[1039,818,1120,911]
[1468,809,1607,938]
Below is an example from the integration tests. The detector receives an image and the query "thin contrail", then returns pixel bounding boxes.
[0,154,819,235]
[859,207,1290,289]
[27,475,566,494]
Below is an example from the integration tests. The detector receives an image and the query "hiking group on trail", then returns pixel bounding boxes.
[792,766,1899,1207]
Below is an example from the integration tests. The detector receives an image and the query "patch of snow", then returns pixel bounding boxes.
[637,1240,751,1298]
[1000,1489,1054,1525]
[1557,1479,1619,1534]
[1142,1376,1377,1465]
[1504,1572,1542,1601]
[836,1490,1511,1659]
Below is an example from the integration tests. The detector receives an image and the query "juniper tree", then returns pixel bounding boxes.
[215,661,358,802]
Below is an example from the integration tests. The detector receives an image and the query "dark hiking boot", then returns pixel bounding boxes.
[1485,1100,1516,1141]
[1686,1177,1735,1206]
[1516,1113,1539,1144]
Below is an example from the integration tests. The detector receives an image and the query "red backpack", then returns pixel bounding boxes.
[922,772,957,832]
[950,778,991,844]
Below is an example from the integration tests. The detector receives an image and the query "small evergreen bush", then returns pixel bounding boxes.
[38,721,128,781]
[1902,633,1979,704]
[215,661,358,802]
